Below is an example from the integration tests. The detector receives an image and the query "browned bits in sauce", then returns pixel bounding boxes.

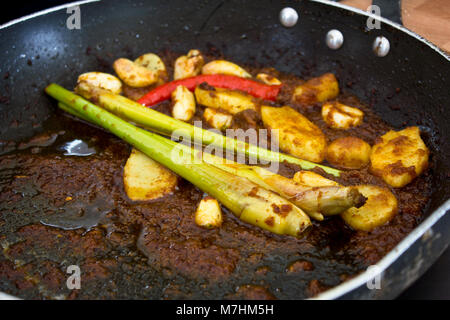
[287,260,314,273]
[271,203,281,214]
[226,285,276,300]
[247,186,259,197]
[306,279,329,297]
[264,216,275,227]
[0,52,434,300]
[386,161,416,177]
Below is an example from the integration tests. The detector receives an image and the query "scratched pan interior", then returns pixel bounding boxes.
[0,0,449,299]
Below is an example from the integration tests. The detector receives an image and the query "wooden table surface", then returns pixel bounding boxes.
[341,0,450,53]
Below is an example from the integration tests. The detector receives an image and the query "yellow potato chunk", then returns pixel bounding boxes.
[322,101,364,130]
[194,197,223,229]
[75,72,122,99]
[174,49,204,80]
[113,58,158,88]
[370,126,429,188]
[123,149,177,201]
[195,86,257,115]
[171,85,196,121]
[261,106,327,163]
[292,73,339,106]
[202,60,251,78]
[293,171,339,187]
[134,53,168,85]
[341,185,398,231]
[326,137,371,169]
[256,73,282,85]
[203,108,233,131]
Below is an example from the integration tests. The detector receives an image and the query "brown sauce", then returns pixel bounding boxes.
[0,53,433,299]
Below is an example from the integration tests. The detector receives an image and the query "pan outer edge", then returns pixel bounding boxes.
[311,0,449,60]
[314,199,450,300]
[0,0,100,30]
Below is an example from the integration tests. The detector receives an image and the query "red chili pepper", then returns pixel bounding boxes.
[137,74,281,107]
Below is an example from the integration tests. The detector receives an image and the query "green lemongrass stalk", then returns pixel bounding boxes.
[58,98,358,222]
[200,152,363,221]
[91,92,340,177]
[58,102,92,123]
[47,84,312,236]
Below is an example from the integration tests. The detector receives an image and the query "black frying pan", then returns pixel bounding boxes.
[0,0,449,299]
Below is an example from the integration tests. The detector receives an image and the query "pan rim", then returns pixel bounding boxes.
[314,199,450,300]
[0,0,100,30]
[311,0,449,61]
[310,0,450,299]
[0,0,448,300]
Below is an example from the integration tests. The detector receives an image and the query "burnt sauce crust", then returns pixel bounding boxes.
[0,56,433,300]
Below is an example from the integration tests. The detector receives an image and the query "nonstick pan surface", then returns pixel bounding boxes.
[0,0,449,299]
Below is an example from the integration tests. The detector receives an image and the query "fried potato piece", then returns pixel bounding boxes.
[75,72,122,99]
[260,106,327,163]
[202,60,252,78]
[341,185,398,231]
[326,137,371,169]
[322,101,364,130]
[256,73,282,85]
[194,197,223,229]
[292,73,339,106]
[123,149,177,201]
[134,53,168,85]
[293,171,339,187]
[203,108,233,131]
[174,49,204,80]
[113,58,158,88]
[171,85,196,121]
[195,86,257,115]
[370,126,429,188]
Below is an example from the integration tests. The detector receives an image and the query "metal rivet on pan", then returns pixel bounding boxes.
[326,29,344,50]
[279,7,298,28]
[373,36,390,57]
